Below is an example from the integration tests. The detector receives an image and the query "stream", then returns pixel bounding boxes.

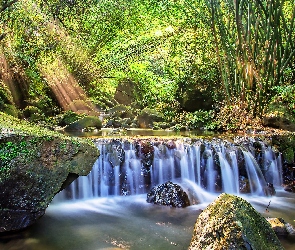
[1,134,295,249]
[1,191,295,250]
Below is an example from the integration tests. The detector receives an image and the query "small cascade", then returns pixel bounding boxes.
[58,137,283,201]
[263,146,283,187]
[177,143,190,180]
[204,148,216,192]
[218,152,237,193]
[229,151,240,194]
[194,144,201,186]
[242,150,266,195]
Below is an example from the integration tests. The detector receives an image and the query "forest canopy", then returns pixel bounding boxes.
[0,0,294,131]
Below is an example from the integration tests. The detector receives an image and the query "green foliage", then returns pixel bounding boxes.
[186,110,215,130]
[0,140,28,165]
[272,133,295,163]
[206,0,295,118]
[271,85,295,116]
[0,81,14,114]
[0,0,294,131]
[59,110,80,126]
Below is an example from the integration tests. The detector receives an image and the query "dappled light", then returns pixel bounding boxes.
[0,51,27,108]
[0,0,295,249]
[39,57,97,114]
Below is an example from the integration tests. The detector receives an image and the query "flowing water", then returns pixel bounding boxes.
[1,137,295,250]
[56,137,283,200]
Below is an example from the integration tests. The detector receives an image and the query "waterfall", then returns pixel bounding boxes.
[218,152,236,193]
[204,148,216,192]
[229,151,240,194]
[263,146,283,187]
[242,150,266,195]
[58,138,282,201]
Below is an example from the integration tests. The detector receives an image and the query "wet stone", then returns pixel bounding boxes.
[146,181,190,208]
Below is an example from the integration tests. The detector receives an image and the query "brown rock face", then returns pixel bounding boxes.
[0,115,99,232]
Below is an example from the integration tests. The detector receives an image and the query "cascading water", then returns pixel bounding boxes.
[57,137,283,202]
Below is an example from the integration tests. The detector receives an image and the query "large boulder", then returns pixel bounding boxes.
[189,193,284,250]
[147,181,190,208]
[0,113,99,232]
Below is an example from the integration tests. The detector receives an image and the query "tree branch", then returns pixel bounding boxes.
[1,0,18,12]
[0,33,6,41]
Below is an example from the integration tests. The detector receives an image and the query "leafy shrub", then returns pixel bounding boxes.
[271,85,295,116]
[186,110,215,130]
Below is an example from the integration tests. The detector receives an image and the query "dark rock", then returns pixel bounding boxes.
[264,183,276,196]
[189,193,284,250]
[239,176,251,193]
[64,116,102,131]
[106,139,125,167]
[135,140,154,169]
[284,183,295,192]
[105,118,122,128]
[165,140,176,149]
[108,105,134,119]
[147,181,190,208]
[0,113,99,232]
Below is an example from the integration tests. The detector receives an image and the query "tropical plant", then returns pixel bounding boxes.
[206,0,295,117]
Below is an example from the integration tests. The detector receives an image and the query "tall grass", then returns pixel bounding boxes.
[206,0,295,117]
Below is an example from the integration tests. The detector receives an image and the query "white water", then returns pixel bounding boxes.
[3,138,294,250]
[242,150,267,195]
[5,191,295,250]
[218,152,237,193]
[56,138,283,203]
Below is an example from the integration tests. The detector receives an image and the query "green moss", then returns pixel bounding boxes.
[190,193,283,249]
[272,133,295,163]
[0,112,93,145]
[283,147,294,163]
[0,112,97,181]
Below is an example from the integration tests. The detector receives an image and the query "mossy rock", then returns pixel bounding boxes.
[189,193,283,250]
[137,108,164,128]
[0,112,99,232]
[64,116,102,131]
[108,104,135,119]
[272,133,295,163]
[263,102,295,131]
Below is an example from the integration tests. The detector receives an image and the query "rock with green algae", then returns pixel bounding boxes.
[189,193,284,250]
[0,113,99,232]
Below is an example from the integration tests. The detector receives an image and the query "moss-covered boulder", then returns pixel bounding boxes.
[189,193,284,250]
[137,108,164,129]
[64,115,102,131]
[0,113,99,232]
